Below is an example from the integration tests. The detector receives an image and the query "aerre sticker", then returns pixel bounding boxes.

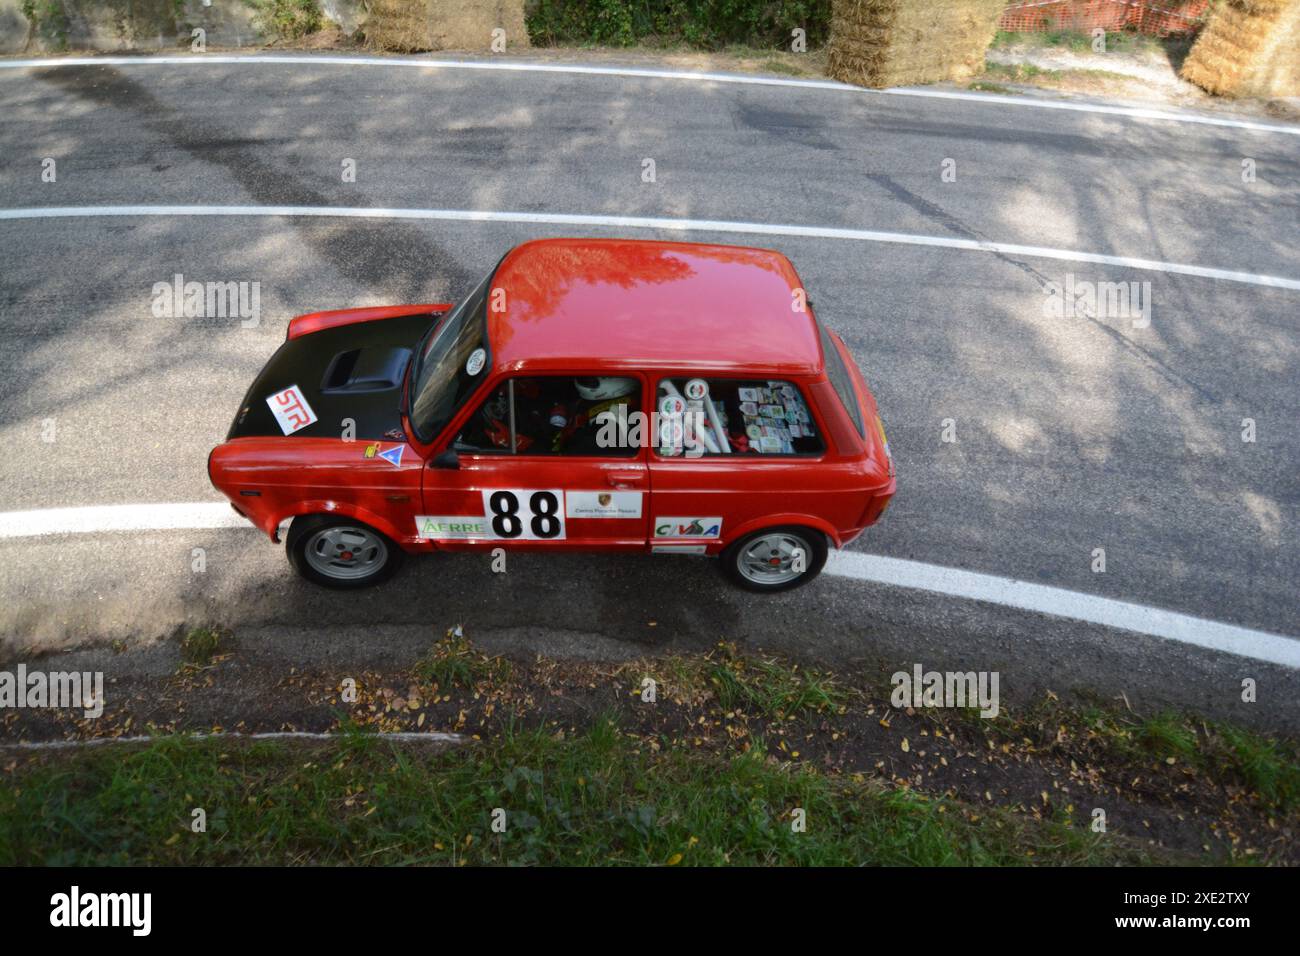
[363,443,380,459]
[566,491,642,519]
[266,385,317,435]
[654,517,723,539]
[465,347,486,376]
[416,516,491,540]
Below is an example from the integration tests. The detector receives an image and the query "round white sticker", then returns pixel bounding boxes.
[465,347,486,376]
[659,395,685,417]
[684,378,709,401]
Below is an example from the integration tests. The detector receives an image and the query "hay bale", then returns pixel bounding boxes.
[365,0,529,52]
[1180,0,1300,96]
[827,0,1007,88]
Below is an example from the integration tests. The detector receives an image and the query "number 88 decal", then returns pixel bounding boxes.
[482,489,565,540]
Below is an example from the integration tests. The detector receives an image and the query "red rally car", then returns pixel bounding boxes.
[208,238,895,591]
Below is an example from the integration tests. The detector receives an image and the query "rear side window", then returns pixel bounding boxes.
[819,325,865,438]
[654,378,823,457]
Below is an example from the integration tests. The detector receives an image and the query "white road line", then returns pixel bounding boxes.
[2,53,1297,137]
[0,502,243,537]
[0,730,470,750]
[3,204,1297,291]
[826,551,1300,669]
[0,502,1295,668]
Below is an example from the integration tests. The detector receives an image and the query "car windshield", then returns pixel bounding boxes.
[409,271,492,443]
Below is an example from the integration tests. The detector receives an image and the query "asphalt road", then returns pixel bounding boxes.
[0,56,1296,727]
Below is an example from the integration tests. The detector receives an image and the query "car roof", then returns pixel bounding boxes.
[486,238,824,377]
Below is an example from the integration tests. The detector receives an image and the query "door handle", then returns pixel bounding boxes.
[607,472,644,489]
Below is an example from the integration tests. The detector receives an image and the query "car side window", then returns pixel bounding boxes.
[654,378,823,457]
[456,376,641,457]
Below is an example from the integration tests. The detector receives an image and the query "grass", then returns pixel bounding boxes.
[759,58,809,76]
[643,644,846,719]
[5,630,1295,865]
[983,61,1063,81]
[178,627,223,668]
[412,628,511,689]
[248,0,324,42]
[976,60,1151,91]
[992,29,1170,56]
[973,697,1300,814]
[0,719,1166,866]
[989,28,1197,69]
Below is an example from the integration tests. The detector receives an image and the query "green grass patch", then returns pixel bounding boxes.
[412,629,511,690]
[526,0,831,51]
[977,697,1300,814]
[247,0,324,42]
[0,721,1166,866]
[179,627,224,669]
[983,61,1063,82]
[759,58,807,76]
[702,650,842,717]
[992,29,1158,55]
[968,81,1016,94]
[20,0,70,50]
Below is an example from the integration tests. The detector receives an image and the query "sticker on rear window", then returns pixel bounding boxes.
[266,385,317,435]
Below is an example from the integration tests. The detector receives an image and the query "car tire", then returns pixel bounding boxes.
[720,525,828,592]
[287,514,404,589]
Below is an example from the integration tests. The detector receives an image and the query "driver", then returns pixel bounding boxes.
[551,377,637,454]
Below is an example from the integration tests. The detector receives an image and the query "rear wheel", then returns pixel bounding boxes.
[721,526,828,592]
[287,515,403,589]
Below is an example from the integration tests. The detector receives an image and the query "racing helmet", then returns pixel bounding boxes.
[481,390,508,423]
[575,377,635,401]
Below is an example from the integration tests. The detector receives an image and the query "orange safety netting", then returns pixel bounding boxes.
[998,0,1211,37]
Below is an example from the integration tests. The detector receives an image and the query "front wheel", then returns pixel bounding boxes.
[720,526,828,592]
[287,515,403,589]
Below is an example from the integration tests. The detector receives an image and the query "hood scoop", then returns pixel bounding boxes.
[321,346,411,394]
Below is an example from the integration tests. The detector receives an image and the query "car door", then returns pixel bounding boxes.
[646,373,835,552]
[419,373,649,551]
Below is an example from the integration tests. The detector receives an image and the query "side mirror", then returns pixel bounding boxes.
[429,448,459,469]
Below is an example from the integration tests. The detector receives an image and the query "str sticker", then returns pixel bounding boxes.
[378,445,405,468]
[566,491,642,519]
[266,385,317,435]
[653,517,722,539]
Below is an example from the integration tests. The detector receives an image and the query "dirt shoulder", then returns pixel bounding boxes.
[8,33,1296,125]
[4,627,1296,864]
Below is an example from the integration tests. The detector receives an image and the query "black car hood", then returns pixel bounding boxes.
[227,311,438,441]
